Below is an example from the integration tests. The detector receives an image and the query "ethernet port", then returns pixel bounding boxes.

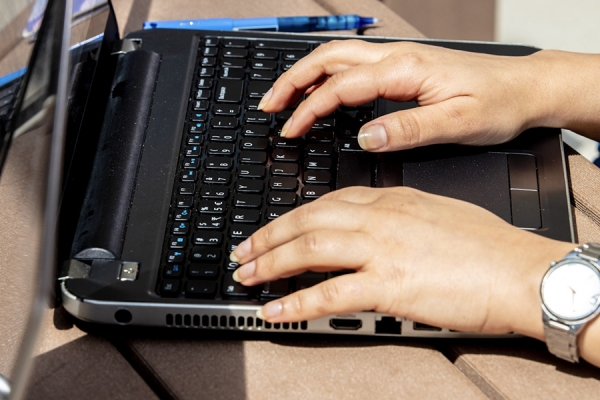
[375,316,401,335]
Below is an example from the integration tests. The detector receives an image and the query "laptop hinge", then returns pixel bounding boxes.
[111,38,142,55]
[58,259,92,281]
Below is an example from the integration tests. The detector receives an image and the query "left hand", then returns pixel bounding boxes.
[230,186,574,337]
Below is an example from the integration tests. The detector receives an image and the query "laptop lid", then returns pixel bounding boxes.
[0,0,71,398]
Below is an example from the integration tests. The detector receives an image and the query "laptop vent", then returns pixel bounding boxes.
[165,313,308,330]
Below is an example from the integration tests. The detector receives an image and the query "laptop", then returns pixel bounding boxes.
[0,2,575,393]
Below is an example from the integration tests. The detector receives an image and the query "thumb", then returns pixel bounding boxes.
[357,99,480,152]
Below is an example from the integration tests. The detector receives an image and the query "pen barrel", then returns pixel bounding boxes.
[277,15,363,32]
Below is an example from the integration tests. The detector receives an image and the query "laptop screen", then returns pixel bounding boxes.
[0,0,71,397]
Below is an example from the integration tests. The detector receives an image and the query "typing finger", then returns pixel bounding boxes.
[260,40,388,112]
[256,272,380,323]
[230,200,369,264]
[233,230,373,286]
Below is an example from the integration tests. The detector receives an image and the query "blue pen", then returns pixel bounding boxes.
[143,15,378,32]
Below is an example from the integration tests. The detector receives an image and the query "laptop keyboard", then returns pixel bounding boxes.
[0,76,22,129]
[157,36,376,300]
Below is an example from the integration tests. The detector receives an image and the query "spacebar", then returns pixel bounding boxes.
[336,151,373,189]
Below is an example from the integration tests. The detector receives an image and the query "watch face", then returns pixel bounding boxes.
[542,261,600,321]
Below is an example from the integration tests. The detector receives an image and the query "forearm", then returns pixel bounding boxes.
[527,50,600,140]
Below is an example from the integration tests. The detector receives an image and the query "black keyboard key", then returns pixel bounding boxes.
[199,67,215,77]
[270,177,298,191]
[198,199,227,214]
[336,151,372,189]
[242,125,270,137]
[272,137,302,149]
[169,236,187,249]
[178,183,195,195]
[266,206,294,220]
[283,51,308,60]
[303,171,331,185]
[164,264,183,278]
[200,56,216,67]
[211,116,238,129]
[172,221,189,235]
[270,162,299,176]
[184,145,201,156]
[253,50,278,60]
[272,148,300,162]
[249,71,277,81]
[222,273,253,298]
[219,67,246,80]
[306,143,333,156]
[220,59,246,68]
[209,129,237,142]
[207,142,236,155]
[223,48,248,58]
[191,247,221,262]
[188,122,205,134]
[302,185,330,199]
[306,131,334,143]
[267,192,297,206]
[226,240,243,254]
[173,208,192,221]
[261,279,290,299]
[229,224,259,239]
[196,215,225,230]
[186,280,218,298]
[202,47,218,57]
[223,38,249,48]
[194,100,209,110]
[241,137,269,151]
[166,250,185,263]
[197,78,212,89]
[247,81,272,98]
[181,169,199,182]
[213,104,240,116]
[160,279,180,296]
[176,195,194,208]
[312,118,335,130]
[203,37,218,47]
[254,40,309,51]
[282,61,296,71]
[231,209,261,223]
[188,264,220,279]
[275,110,293,123]
[238,165,266,179]
[216,81,244,103]
[205,156,233,170]
[244,111,272,124]
[251,60,277,70]
[195,89,211,100]
[193,231,223,246]
[304,156,332,170]
[199,186,229,199]
[245,99,261,111]
[338,139,363,151]
[239,151,267,164]
[236,178,264,193]
[202,170,231,185]
[233,194,262,208]
[186,134,203,145]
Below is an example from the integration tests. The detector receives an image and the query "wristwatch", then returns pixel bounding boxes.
[541,243,600,362]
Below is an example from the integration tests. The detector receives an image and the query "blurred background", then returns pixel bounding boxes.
[2,0,599,160]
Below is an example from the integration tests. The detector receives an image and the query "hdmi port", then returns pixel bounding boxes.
[330,318,362,330]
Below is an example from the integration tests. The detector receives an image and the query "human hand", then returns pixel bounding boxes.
[230,187,574,337]
[257,40,551,151]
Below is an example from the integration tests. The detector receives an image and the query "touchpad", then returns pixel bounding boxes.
[384,152,512,223]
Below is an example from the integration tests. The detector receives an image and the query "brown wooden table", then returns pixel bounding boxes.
[1,1,599,398]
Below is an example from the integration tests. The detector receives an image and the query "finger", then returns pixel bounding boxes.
[233,230,373,286]
[256,272,379,323]
[230,200,369,264]
[317,186,383,204]
[356,96,496,151]
[260,40,388,112]
[279,62,388,137]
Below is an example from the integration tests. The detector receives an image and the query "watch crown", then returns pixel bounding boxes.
[550,261,556,267]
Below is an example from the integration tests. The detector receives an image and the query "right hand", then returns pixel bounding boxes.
[258,40,555,151]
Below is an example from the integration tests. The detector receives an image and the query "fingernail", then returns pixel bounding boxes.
[232,261,256,282]
[357,124,387,151]
[280,116,293,137]
[230,238,251,263]
[257,301,283,320]
[257,87,273,110]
